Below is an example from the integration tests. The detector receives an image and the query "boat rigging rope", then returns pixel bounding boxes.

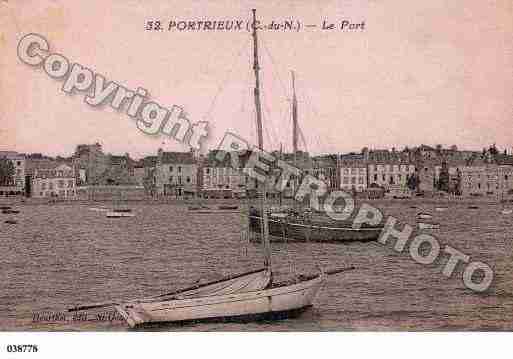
[202,38,250,121]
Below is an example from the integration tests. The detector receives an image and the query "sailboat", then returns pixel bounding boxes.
[106,188,134,218]
[248,68,384,242]
[69,9,354,328]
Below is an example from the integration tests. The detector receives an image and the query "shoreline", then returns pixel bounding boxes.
[0,196,507,207]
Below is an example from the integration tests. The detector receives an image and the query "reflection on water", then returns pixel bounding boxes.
[1,201,512,331]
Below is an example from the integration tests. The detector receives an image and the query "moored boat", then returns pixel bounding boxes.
[115,272,324,327]
[249,211,383,242]
[113,208,132,213]
[418,222,440,230]
[417,212,433,220]
[106,211,135,218]
[218,205,239,210]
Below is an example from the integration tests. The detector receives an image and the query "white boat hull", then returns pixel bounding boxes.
[418,222,440,230]
[116,274,324,328]
[106,211,135,218]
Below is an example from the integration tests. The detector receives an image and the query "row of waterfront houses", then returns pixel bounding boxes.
[2,144,513,200]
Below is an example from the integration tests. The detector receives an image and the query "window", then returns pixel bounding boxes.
[169,176,173,183]
[49,183,54,190]
[382,174,386,181]
[358,177,364,184]
[206,168,210,174]
[374,174,378,181]
[350,168,356,175]
[58,180,64,188]
[343,168,349,175]
[186,176,191,183]
[178,166,182,173]
[68,180,74,188]
[42,183,47,190]
[351,177,356,184]
[178,176,182,184]
[343,178,349,184]
[17,161,21,166]
[169,166,173,172]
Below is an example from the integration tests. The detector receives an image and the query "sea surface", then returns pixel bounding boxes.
[1,200,513,331]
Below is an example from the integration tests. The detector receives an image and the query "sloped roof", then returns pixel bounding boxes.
[160,151,195,165]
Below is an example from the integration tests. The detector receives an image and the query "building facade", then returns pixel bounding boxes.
[155,149,198,197]
[0,151,26,194]
[31,163,77,199]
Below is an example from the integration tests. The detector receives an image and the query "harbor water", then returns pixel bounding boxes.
[1,200,513,331]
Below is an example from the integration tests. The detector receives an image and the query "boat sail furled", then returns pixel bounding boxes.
[70,10,354,328]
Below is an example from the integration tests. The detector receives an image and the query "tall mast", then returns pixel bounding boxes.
[291,71,298,207]
[252,9,264,151]
[292,70,298,157]
[251,9,272,274]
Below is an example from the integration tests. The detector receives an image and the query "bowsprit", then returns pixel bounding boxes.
[168,20,244,31]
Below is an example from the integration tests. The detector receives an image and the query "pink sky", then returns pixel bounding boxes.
[1,0,512,158]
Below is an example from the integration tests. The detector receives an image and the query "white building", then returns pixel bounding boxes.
[340,165,367,192]
[32,163,77,199]
[155,150,198,197]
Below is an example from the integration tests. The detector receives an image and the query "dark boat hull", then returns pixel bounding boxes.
[249,215,383,243]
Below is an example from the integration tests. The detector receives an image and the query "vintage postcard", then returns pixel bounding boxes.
[0,0,512,356]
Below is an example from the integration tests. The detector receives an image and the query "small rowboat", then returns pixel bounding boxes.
[112,208,132,213]
[188,205,210,211]
[2,209,20,214]
[217,205,239,210]
[418,222,440,230]
[0,206,12,210]
[106,211,135,218]
[417,212,433,220]
[89,207,109,212]
[192,210,240,214]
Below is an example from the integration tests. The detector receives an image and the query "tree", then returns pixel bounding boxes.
[406,173,419,191]
[0,159,15,186]
[489,144,499,156]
